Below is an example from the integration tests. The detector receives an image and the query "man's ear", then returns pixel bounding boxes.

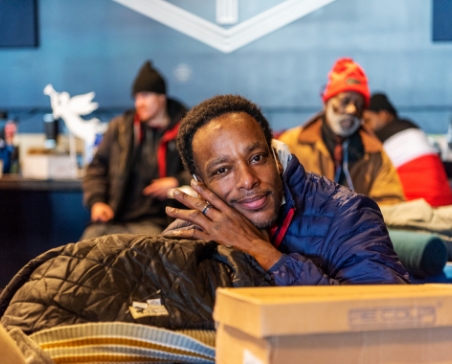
[276,158,284,175]
[272,148,284,175]
[323,98,330,112]
[157,94,167,108]
[276,159,284,176]
[380,110,395,124]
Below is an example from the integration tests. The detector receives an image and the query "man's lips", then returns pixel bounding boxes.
[235,193,269,210]
[339,117,357,130]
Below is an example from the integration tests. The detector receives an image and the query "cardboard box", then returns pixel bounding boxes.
[22,154,78,179]
[214,285,452,364]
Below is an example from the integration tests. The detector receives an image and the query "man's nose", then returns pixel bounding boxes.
[135,96,144,107]
[236,164,259,190]
[344,102,357,115]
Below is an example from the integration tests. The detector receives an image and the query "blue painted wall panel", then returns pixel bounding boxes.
[433,0,452,41]
[0,0,38,47]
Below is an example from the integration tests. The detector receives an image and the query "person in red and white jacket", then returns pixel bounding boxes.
[364,93,452,207]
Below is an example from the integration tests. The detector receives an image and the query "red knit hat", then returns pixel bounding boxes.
[322,58,370,107]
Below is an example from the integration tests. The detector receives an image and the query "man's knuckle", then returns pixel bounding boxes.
[188,210,201,218]
[194,199,204,208]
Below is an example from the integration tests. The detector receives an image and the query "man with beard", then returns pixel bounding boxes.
[81,61,190,239]
[279,58,405,206]
[163,94,409,285]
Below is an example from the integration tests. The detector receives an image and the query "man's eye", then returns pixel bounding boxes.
[251,154,264,163]
[215,167,227,175]
[341,99,350,107]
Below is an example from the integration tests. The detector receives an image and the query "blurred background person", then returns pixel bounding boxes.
[364,93,452,207]
[279,58,405,206]
[0,119,18,174]
[81,61,190,239]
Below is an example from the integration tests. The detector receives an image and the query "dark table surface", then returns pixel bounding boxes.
[0,175,89,288]
[0,174,82,191]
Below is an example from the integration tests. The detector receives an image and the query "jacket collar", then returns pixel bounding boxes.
[268,155,305,247]
[298,111,381,154]
[280,155,306,213]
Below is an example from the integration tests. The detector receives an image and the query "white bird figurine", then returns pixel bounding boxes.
[44,84,107,164]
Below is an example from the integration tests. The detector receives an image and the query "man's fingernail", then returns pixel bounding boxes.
[173,189,181,196]
[162,230,180,237]
[191,179,199,186]
[166,207,174,212]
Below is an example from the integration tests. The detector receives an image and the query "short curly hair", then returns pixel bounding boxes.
[177,94,274,175]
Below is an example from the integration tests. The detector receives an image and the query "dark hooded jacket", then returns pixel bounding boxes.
[83,98,190,221]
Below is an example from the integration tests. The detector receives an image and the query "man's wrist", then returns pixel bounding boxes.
[246,239,282,271]
[266,254,288,273]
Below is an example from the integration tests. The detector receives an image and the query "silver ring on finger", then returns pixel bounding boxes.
[201,202,213,216]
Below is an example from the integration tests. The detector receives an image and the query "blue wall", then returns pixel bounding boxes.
[1,0,452,134]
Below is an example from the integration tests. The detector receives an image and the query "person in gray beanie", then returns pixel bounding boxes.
[81,61,190,239]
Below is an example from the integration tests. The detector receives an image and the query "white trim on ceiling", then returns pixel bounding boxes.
[113,0,337,53]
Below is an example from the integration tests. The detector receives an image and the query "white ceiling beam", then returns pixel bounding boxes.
[113,0,337,53]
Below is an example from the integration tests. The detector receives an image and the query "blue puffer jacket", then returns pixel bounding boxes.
[268,155,410,285]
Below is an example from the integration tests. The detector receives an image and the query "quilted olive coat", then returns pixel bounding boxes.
[0,235,272,335]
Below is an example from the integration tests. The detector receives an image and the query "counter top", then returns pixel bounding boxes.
[0,174,82,191]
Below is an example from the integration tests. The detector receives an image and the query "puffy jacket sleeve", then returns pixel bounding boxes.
[268,196,410,285]
[82,118,119,208]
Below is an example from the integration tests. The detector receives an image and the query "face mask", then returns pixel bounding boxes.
[325,101,361,137]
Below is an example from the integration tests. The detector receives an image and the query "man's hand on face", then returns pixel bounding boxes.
[162,179,282,270]
[91,202,114,222]
[143,177,179,200]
